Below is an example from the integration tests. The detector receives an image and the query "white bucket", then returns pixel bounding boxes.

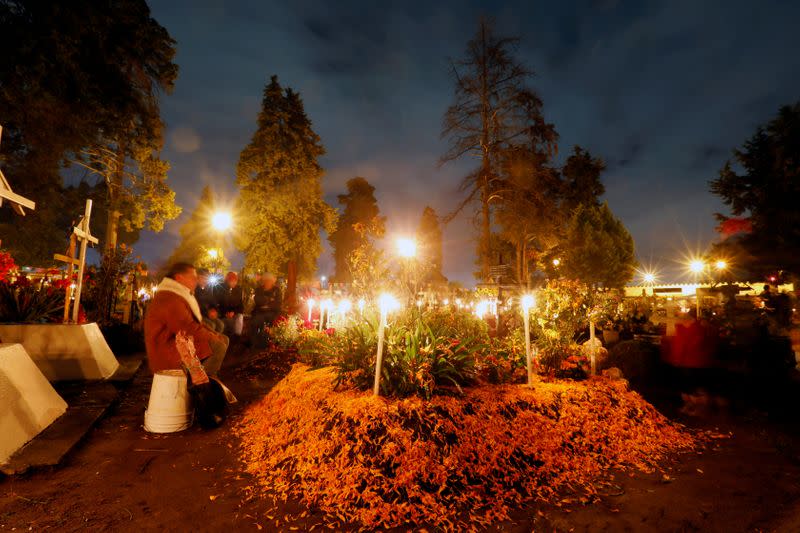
[143,369,193,433]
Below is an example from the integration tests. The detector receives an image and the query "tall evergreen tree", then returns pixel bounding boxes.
[559,203,636,289]
[416,206,447,283]
[236,75,336,309]
[328,177,384,284]
[561,146,606,213]
[441,17,557,281]
[710,102,800,277]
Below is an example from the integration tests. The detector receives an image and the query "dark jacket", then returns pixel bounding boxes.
[219,284,245,314]
[195,284,219,315]
[253,285,282,316]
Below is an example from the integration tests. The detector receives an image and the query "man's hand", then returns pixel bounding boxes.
[226,311,234,318]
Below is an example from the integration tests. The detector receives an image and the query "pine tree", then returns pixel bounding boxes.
[416,206,447,284]
[561,146,606,213]
[710,102,800,277]
[559,203,636,289]
[441,17,557,281]
[236,75,337,310]
[328,177,385,284]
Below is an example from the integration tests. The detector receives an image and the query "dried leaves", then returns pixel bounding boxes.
[236,364,695,529]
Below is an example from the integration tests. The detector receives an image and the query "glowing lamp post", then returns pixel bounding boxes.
[521,294,536,386]
[373,293,400,396]
[211,211,232,232]
[396,237,417,259]
[689,259,706,318]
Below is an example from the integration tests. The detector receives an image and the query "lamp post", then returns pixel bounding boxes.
[210,211,232,274]
[373,293,399,396]
[396,237,418,304]
[521,294,535,386]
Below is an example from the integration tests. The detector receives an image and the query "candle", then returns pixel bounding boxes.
[589,320,597,376]
[521,294,536,386]
[307,298,315,323]
[373,293,399,396]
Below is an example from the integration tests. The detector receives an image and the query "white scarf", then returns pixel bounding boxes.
[156,277,203,323]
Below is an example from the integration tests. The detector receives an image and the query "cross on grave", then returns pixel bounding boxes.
[53,199,98,323]
[0,125,36,216]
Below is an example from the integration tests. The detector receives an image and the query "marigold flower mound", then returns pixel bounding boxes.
[236,364,695,529]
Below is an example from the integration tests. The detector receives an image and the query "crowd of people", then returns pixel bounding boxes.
[144,263,283,376]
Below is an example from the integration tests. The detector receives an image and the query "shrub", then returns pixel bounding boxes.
[271,316,303,350]
[0,283,65,323]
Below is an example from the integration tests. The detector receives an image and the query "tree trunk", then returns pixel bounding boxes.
[285,259,298,314]
[478,19,491,283]
[104,145,126,253]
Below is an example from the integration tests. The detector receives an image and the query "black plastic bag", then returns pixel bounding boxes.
[188,377,227,429]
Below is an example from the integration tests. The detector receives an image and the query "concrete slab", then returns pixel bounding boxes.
[0,323,119,381]
[0,343,68,465]
[1,381,119,475]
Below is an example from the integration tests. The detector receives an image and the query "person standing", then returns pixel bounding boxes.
[195,268,224,333]
[220,271,245,336]
[144,263,229,376]
[251,273,283,346]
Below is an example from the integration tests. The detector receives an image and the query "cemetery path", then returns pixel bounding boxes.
[1,343,799,532]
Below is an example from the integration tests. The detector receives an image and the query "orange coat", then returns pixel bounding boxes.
[144,290,214,373]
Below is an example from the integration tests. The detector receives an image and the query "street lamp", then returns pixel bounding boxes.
[396,237,417,259]
[689,259,705,274]
[715,260,727,271]
[211,211,232,232]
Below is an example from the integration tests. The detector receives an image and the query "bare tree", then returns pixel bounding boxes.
[441,17,556,281]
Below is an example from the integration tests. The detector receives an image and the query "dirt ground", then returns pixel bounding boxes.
[2,344,800,532]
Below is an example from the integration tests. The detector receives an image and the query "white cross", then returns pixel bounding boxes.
[0,125,36,215]
[53,199,99,322]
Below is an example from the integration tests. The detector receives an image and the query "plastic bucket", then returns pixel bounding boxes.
[143,369,193,433]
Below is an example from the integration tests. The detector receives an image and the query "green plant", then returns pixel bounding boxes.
[271,316,302,350]
[0,284,65,323]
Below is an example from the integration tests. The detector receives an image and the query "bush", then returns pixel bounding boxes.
[271,316,303,350]
[0,283,65,323]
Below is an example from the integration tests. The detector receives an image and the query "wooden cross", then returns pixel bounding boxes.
[53,199,98,322]
[0,125,36,215]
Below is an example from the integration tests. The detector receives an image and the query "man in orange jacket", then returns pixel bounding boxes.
[144,262,229,376]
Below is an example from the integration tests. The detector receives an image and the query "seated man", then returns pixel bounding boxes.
[195,268,224,333]
[144,262,229,376]
[251,272,283,346]
[220,271,245,336]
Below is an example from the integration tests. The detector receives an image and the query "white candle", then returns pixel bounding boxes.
[589,320,597,376]
[521,294,535,386]
[373,293,399,396]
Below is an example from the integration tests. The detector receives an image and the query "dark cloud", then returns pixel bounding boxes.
[140,0,800,283]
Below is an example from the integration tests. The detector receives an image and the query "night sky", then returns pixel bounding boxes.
[138,0,800,285]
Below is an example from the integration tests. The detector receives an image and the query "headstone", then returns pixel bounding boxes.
[0,343,67,464]
[0,323,119,381]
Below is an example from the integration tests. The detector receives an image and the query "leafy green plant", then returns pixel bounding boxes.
[0,284,64,323]
[271,316,302,350]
